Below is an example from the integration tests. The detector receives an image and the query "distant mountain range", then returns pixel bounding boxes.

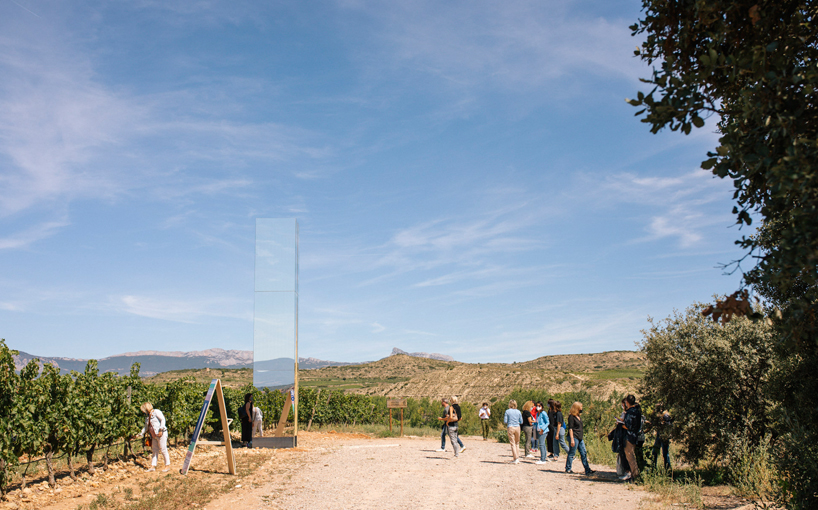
[10,346,454,377]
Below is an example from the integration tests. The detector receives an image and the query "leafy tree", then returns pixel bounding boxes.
[639,304,775,463]
[629,3,817,506]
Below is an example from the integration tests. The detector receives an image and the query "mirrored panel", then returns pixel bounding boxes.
[253,218,298,394]
[253,291,295,388]
[255,219,297,292]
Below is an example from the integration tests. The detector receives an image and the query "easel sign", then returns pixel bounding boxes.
[387,398,407,436]
[180,379,236,475]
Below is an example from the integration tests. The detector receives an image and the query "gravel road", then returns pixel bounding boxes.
[206,432,645,510]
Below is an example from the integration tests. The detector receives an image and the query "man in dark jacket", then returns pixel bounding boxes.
[621,394,642,481]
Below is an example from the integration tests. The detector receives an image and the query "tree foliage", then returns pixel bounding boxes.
[628,0,818,344]
[629,3,817,506]
[639,304,775,464]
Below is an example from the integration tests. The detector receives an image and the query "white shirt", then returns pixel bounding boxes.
[253,406,263,422]
[140,409,166,436]
[479,407,491,419]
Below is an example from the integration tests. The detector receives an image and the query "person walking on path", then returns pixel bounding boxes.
[535,402,551,464]
[437,398,465,452]
[450,396,466,452]
[479,403,491,440]
[252,405,264,437]
[137,402,170,472]
[553,401,570,461]
[565,401,594,476]
[504,399,524,464]
[621,394,642,481]
[521,401,535,458]
[441,399,461,458]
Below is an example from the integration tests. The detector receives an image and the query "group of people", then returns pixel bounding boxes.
[438,394,671,483]
[502,399,594,475]
[134,395,265,473]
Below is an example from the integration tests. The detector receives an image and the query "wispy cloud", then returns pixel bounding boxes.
[114,295,251,323]
[344,0,645,97]
[0,219,70,250]
[590,170,734,248]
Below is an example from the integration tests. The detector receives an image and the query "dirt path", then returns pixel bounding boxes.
[206,434,645,510]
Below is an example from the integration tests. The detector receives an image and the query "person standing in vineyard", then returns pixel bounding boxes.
[240,393,254,448]
[137,402,170,472]
[252,404,263,437]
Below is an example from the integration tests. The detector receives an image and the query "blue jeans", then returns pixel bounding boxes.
[538,432,549,461]
[441,426,463,449]
[566,438,591,474]
[653,437,671,469]
[553,428,569,458]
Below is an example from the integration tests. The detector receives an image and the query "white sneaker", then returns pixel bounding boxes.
[535,460,547,465]
[459,446,466,453]
[513,459,520,464]
[525,454,535,458]
[619,474,632,481]
[436,448,446,452]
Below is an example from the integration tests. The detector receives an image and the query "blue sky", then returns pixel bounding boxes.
[0,0,746,363]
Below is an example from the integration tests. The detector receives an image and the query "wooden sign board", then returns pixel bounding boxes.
[180,379,235,476]
[387,398,407,409]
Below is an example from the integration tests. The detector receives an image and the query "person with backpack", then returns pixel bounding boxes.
[137,402,170,472]
[450,396,466,452]
[440,397,461,458]
[437,398,464,452]
[239,393,254,448]
[620,394,642,481]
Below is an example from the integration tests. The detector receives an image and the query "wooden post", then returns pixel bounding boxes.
[274,389,293,438]
[389,409,392,433]
[214,380,236,474]
[400,408,404,437]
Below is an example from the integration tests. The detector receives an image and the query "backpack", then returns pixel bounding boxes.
[238,404,249,422]
[453,404,462,421]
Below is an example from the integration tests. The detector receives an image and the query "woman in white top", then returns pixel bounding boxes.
[137,402,170,472]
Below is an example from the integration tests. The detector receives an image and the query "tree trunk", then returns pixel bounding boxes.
[306,389,322,431]
[45,448,56,488]
[86,446,95,475]
[102,444,111,471]
[66,453,77,481]
[20,456,31,490]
